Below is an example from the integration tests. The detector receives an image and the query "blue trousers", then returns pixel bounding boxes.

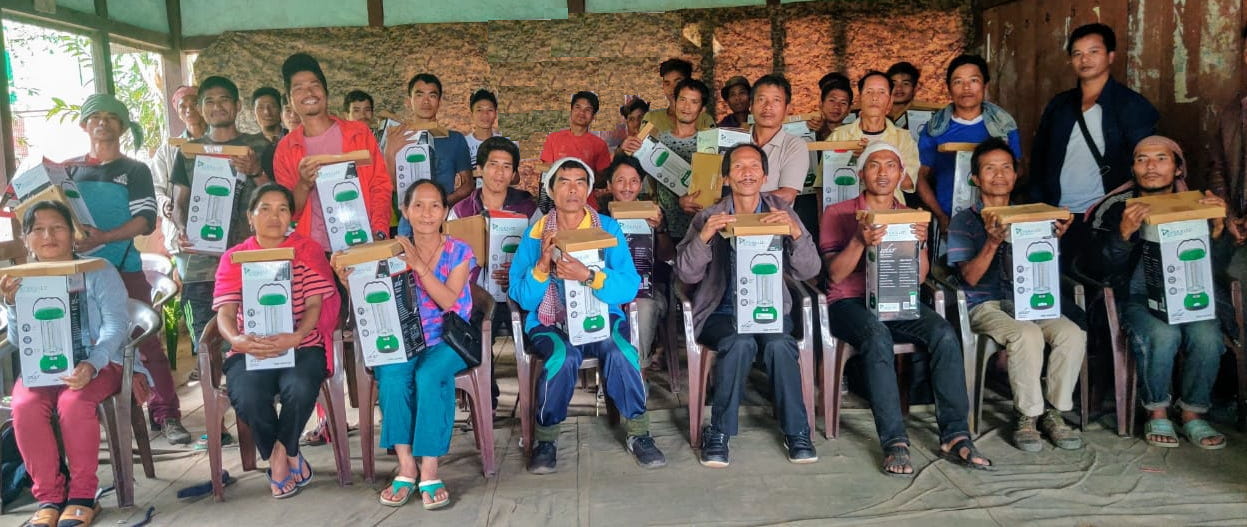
[529,314,646,435]
[375,342,467,457]
[1120,298,1225,413]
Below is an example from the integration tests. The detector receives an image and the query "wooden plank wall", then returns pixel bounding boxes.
[982,0,1244,190]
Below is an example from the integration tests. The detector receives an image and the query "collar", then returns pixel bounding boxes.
[724,195,767,214]
[853,193,902,211]
[530,206,594,238]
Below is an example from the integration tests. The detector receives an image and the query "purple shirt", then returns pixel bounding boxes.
[412,236,476,347]
[819,194,905,303]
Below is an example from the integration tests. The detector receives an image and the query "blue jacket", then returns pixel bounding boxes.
[508,211,641,332]
[1027,76,1158,207]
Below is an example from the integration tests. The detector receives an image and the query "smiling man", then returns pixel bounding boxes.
[539,91,614,189]
[384,73,474,215]
[830,71,919,202]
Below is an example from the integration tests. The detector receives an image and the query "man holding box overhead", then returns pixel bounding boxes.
[273,53,392,254]
[821,141,989,476]
[947,138,1086,452]
[1088,136,1231,449]
[675,143,821,467]
[509,158,665,474]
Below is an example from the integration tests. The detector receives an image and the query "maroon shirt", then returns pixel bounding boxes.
[818,193,905,303]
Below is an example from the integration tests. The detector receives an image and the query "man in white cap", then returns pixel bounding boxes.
[820,140,988,476]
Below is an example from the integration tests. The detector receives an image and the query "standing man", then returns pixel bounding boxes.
[829,71,919,201]
[465,89,503,168]
[750,74,809,208]
[252,86,286,144]
[1209,25,1247,283]
[809,73,854,141]
[717,76,751,128]
[539,91,614,185]
[385,73,475,226]
[343,89,376,127]
[150,85,206,256]
[643,58,715,132]
[886,62,921,129]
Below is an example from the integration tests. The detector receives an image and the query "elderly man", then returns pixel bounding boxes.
[829,70,920,202]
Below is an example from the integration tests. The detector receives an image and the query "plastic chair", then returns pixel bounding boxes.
[355,285,498,483]
[149,274,180,312]
[140,253,174,286]
[675,277,816,449]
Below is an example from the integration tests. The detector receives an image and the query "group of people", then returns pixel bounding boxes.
[3,19,1245,527]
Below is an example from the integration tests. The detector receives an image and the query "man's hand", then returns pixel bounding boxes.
[75,225,110,252]
[262,333,302,353]
[1053,217,1072,238]
[230,148,261,177]
[761,210,802,240]
[1120,202,1150,241]
[0,275,21,305]
[296,156,324,187]
[985,220,1008,246]
[680,192,704,214]
[935,212,951,235]
[646,208,664,230]
[554,252,592,282]
[806,114,824,132]
[491,261,512,291]
[230,333,278,356]
[1229,216,1247,245]
[60,362,96,390]
[857,220,887,247]
[1200,191,1229,239]
[536,233,558,276]
[621,136,644,156]
[699,212,736,244]
[913,222,930,245]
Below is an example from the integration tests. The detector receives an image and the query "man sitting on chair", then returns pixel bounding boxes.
[674,143,822,468]
[509,157,667,474]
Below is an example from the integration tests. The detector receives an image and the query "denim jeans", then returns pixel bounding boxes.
[827,298,970,447]
[1119,298,1225,413]
[697,314,807,437]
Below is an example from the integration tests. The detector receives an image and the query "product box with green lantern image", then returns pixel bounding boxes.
[393,129,434,202]
[6,258,106,387]
[554,228,618,346]
[609,200,658,299]
[697,127,751,154]
[724,214,791,334]
[1130,191,1225,325]
[443,209,529,302]
[312,150,374,253]
[232,248,297,370]
[335,240,427,367]
[859,209,930,321]
[809,141,864,210]
[634,137,691,195]
[939,142,980,219]
[982,204,1072,321]
[180,143,251,254]
[7,159,98,241]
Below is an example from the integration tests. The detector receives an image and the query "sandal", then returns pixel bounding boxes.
[1143,418,1180,448]
[1180,419,1226,450]
[21,507,59,527]
[55,503,100,527]
[290,453,314,488]
[379,476,417,507]
[881,443,914,478]
[266,468,301,499]
[940,436,993,471]
[419,479,450,510]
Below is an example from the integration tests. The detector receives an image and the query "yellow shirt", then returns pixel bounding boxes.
[828,119,919,203]
[642,108,715,133]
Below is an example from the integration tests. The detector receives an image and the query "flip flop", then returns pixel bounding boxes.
[290,453,314,488]
[419,479,450,510]
[1143,418,1180,448]
[379,476,417,507]
[56,502,101,527]
[881,443,915,478]
[939,436,993,471]
[266,468,301,499]
[20,507,59,527]
[1180,419,1227,450]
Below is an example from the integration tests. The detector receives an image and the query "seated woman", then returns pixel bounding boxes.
[212,184,338,499]
[334,180,474,510]
[2,201,152,527]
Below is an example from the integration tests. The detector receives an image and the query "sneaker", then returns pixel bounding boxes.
[527,441,558,475]
[164,418,193,445]
[626,434,667,469]
[1013,413,1043,452]
[783,433,818,464]
[699,426,730,468]
[1040,409,1083,450]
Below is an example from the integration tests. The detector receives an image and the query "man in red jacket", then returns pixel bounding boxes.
[273,53,391,252]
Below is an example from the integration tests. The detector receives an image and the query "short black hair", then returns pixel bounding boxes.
[251,86,281,107]
[752,74,792,104]
[619,97,650,118]
[857,70,894,94]
[673,78,710,110]
[659,58,693,79]
[570,91,599,114]
[549,159,591,190]
[406,73,442,97]
[970,136,1016,176]
[945,54,991,86]
[603,154,647,182]
[819,72,853,105]
[198,76,239,103]
[1067,23,1117,54]
[402,179,447,209]
[470,89,497,110]
[721,143,769,178]
[342,90,373,112]
[281,53,327,95]
[248,183,295,214]
[477,136,520,169]
[886,62,921,84]
[21,200,74,238]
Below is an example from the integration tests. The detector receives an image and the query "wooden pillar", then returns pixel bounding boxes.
[91,0,114,95]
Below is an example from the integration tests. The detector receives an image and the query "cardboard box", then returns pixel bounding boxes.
[555,229,618,346]
[10,161,96,237]
[733,233,785,334]
[697,128,751,154]
[393,129,434,202]
[178,143,250,158]
[444,211,529,302]
[1127,190,1226,224]
[633,137,691,195]
[336,241,428,367]
[232,249,296,370]
[813,142,864,210]
[1140,215,1220,325]
[938,142,979,219]
[315,161,373,252]
[981,203,1073,226]
[860,209,930,321]
[905,109,935,144]
[688,152,724,209]
[1003,220,1061,320]
[7,258,107,387]
[723,213,793,237]
[609,201,658,299]
[183,154,238,254]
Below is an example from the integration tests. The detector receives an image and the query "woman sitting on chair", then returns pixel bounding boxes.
[334,180,474,510]
[2,201,152,527]
[212,184,338,499]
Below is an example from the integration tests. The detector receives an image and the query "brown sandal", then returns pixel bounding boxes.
[21,507,60,527]
[56,503,101,527]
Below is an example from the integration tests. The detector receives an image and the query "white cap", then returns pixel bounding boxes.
[857,140,905,175]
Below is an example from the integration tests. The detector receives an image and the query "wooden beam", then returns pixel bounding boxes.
[166,0,182,50]
[180,34,217,51]
[567,0,584,15]
[0,0,171,49]
[367,0,383,27]
[91,31,114,95]
[0,21,16,183]
[161,51,184,136]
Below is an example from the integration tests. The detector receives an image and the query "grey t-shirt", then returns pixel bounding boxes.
[1058,104,1107,213]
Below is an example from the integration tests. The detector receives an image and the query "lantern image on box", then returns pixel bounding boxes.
[406,149,427,166]
[582,263,607,333]
[649,149,669,168]
[1178,239,1210,310]
[362,280,400,353]
[32,297,68,373]
[332,181,368,247]
[256,283,289,334]
[199,176,232,242]
[749,253,780,323]
[832,168,858,204]
[1025,241,1056,310]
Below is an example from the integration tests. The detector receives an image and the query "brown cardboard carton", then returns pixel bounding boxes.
[636,122,655,140]
[2,257,108,277]
[305,150,372,166]
[784,112,820,124]
[443,215,487,266]
[724,213,793,237]
[554,228,618,253]
[909,100,945,111]
[688,152,724,209]
[981,203,1072,225]
[856,209,932,225]
[229,247,295,264]
[806,141,863,152]
[179,143,251,158]
[608,200,659,219]
[168,137,189,147]
[1127,190,1226,224]
[333,239,404,270]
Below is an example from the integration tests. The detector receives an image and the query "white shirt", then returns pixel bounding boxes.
[1058,104,1107,213]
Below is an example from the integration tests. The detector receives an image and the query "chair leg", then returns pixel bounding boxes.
[1112,339,1130,437]
[664,308,682,395]
[1125,351,1138,437]
[321,382,352,487]
[131,400,155,478]
[821,342,835,440]
[203,394,225,501]
[356,367,376,485]
[829,344,851,439]
[99,399,134,508]
[471,371,497,477]
[799,341,815,436]
[896,356,910,418]
[1079,354,1090,432]
[686,345,704,449]
[237,416,257,472]
[973,339,991,437]
[516,356,535,457]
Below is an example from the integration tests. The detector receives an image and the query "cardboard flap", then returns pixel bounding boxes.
[856,209,932,225]
[1128,190,1226,224]
[484,209,528,220]
[306,150,372,167]
[608,200,659,219]
[168,137,189,147]
[332,239,404,269]
[908,100,944,111]
[3,257,108,276]
[981,203,1072,225]
[689,152,724,209]
[807,141,863,152]
[179,143,251,158]
[555,227,618,253]
[229,247,295,264]
[784,112,820,123]
[13,186,88,241]
[443,215,487,262]
[724,213,792,237]
[636,122,655,141]
[937,142,978,153]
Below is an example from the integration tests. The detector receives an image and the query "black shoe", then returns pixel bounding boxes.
[626,434,667,469]
[699,426,730,468]
[164,418,193,445]
[784,433,818,464]
[527,441,558,475]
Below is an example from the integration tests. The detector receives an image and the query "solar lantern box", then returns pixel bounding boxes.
[180,143,252,254]
[231,248,297,370]
[697,127,751,155]
[335,240,427,367]
[724,213,791,334]
[609,200,659,299]
[393,129,434,203]
[858,209,931,321]
[6,258,107,387]
[443,209,529,302]
[981,204,1073,321]
[312,150,374,253]
[808,141,864,210]
[938,142,980,220]
[554,228,618,346]
[1129,191,1226,325]
[10,160,97,241]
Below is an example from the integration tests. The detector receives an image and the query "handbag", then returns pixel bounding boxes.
[440,310,482,373]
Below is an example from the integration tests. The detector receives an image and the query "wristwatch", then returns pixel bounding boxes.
[582,269,597,286]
